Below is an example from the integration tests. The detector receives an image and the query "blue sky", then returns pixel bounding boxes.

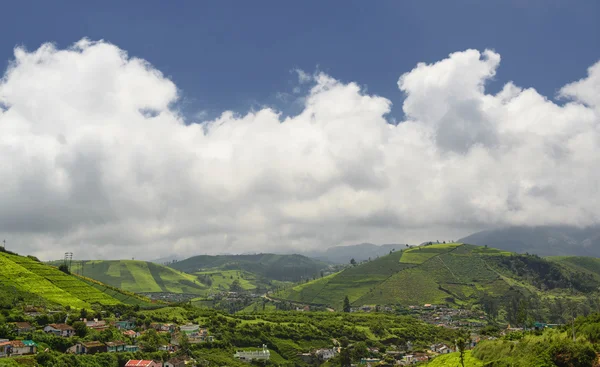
[1,0,598,121]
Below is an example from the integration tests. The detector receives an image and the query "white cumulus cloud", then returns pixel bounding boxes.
[0,40,599,260]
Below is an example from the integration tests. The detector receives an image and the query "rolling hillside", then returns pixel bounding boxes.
[49,259,296,297]
[275,243,600,310]
[168,253,330,282]
[49,260,209,296]
[0,250,151,309]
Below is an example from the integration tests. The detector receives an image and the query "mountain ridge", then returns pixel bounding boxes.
[459,225,600,257]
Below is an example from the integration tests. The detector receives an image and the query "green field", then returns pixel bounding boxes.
[52,260,209,295]
[49,259,294,297]
[277,251,411,308]
[0,251,127,308]
[168,253,329,282]
[426,351,483,367]
[276,243,600,310]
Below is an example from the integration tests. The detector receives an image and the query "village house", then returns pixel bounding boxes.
[430,343,453,354]
[84,318,109,330]
[106,341,126,353]
[360,357,381,365]
[234,345,270,361]
[164,356,192,367]
[315,348,338,360]
[0,340,10,358]
[125,345,140,353]
[67,341,107,355]
[125,360,162,367]
[150,323,176,333]
[115,320,136,330]
[123,330,141,338]
[44,323,75,337]
[9,340,37,356]
[179,324,200,337]
[12,322,34,335]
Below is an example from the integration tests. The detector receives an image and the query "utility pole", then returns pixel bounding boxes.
[64,252,73,273]
[572,316,576,342]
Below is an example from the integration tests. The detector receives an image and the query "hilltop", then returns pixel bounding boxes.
[301,243,402,264]
[0,249,152,309]
[168,253,330,282]
[275,243,600,313]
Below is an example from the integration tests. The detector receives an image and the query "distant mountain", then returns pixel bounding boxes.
[275,243,600,310]
[459,225,600,257]
[303,243,404,264]
[168,253,329,282]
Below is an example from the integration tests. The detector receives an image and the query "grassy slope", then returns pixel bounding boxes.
[426,351,483,367]
[276,243,598,309]
[63,260,209,295]
[277,250,411,308]
[0,252,124,308]
[168,254,329,282]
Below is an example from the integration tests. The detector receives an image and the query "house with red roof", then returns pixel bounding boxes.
[0,340,11,358]
[125,360,162,367]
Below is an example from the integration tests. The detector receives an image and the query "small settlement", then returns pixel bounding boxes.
[0,317,213,366]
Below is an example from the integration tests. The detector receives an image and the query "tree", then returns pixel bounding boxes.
[58,264,70,274]
[343,296,351,313]
[230,279,243,293]
[72,321,87,337]
[350,258,356,266]
[339,347,351,367]
[177,332,191,356]
[456,338,466,367]
[138,329,164,352]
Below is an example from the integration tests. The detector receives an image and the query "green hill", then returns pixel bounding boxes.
[0,250,151,309]
[168,253,330,282]
[49,260,210,296]
[275,243,600,311]
[50,258,299,297]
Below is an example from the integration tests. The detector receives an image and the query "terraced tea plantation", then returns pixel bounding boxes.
[62,260,208,295]
[0,251,122,308]
[275,243,600,310]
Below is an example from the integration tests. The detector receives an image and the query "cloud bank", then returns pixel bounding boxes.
[0,40,599,260]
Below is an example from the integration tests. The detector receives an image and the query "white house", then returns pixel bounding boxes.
[44,324,75,337]
[315,348,338,360]
[0,340,10,358]
[9,340,37,355]
[234,345,270,361]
